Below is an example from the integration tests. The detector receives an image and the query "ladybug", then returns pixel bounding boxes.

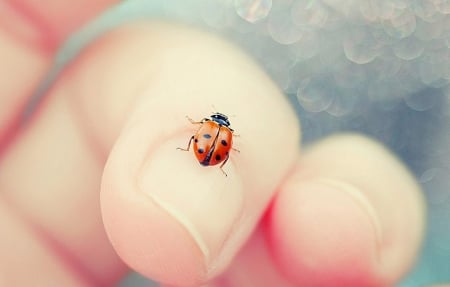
[178,112,238,176]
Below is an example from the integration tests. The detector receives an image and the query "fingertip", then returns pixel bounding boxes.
[85,20,301,285]
[267,134,425,287]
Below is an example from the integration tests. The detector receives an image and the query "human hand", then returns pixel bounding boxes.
[0,2,425,286]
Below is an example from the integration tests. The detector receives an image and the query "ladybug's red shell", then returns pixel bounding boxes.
[193,120,233,166]
[178,112,236,175]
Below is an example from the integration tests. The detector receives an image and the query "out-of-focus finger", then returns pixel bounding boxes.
[267,135,425,286]
[0,0,116,151]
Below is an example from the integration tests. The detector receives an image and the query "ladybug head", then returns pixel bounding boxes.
[210,113,230,127]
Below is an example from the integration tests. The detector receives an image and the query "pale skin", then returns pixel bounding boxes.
[0,1,435,287]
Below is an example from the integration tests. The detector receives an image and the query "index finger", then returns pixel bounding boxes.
[94,22,300,286]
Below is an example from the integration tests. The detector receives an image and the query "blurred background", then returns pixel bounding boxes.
[42,0,450,286]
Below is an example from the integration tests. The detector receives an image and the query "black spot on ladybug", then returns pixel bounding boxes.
[226,151,229,155]
[194,138,198,143]
[221,140,228,146]
[203,134,212,139]
[215,154,221,161]
[198,148,204,154]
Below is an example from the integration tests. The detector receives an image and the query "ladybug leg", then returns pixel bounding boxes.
[186,116,207,125]
[219,154,230,177]
[177,135,194,151]
[230,129,240,137]
[232,147,240,153]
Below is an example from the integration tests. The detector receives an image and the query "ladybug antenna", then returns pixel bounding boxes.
[211,104,218,114]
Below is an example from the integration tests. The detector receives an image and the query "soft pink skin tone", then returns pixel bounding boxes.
[0,1,431,286]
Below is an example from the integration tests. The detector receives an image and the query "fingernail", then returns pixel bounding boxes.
[272,177,385,286]
[137,137,244,272]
